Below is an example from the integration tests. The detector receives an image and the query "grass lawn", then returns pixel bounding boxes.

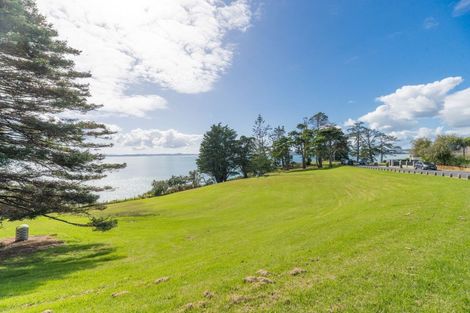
[0,167,469,312]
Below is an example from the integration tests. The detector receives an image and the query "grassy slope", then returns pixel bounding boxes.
[0,167,469,312]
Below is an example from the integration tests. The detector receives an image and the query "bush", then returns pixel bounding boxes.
[150,180,169,196]
[147,170,208,198]
[251,153,272,176]
[448,156,470,167]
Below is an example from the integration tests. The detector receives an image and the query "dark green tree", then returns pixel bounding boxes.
[271,126,292,169]
[0,0,124,230]
[251,114,272,175]
[289,120,313,169]
[317,126,348,168]
[196,124,238,183]
[309,112,329,130]
[250,153,272,176]
[235,135,255,178]
[271,137,292,169]
[347,122,366,162]
[310,112,329,167]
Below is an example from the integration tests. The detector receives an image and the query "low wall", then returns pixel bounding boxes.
[359,166,470,180]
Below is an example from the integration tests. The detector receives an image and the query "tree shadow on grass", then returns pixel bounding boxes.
[0,242,124,298]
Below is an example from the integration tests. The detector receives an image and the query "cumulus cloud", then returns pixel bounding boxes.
[388,127,444,142]
[36,0,252,116]
[343,118,357,127]
[103,123,122,133]
[359,77,463,131]
[345,76,470,147]
[440,88,470,128]
[454,0,470,16]
[111,128,203,153]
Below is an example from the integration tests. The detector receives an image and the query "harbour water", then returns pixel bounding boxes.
[94,155,197,202]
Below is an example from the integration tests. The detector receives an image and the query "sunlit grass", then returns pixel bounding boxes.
[0,167,469,312]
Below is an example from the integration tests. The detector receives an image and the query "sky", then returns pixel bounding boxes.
[35,0,470,154]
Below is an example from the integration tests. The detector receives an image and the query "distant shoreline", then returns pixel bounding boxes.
[105,153,198,157]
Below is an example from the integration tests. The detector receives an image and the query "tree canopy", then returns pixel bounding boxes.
[236,135,255,178]
[347,122,366,162]
[196,124,238,183]
[316,126,348,168]
[0,0,124,230]
[411,135,470,166]
[289,121,312,169]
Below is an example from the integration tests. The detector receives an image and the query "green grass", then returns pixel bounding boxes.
[0,167,469,312]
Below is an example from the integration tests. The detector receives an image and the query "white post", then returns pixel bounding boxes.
[15,224,29,241]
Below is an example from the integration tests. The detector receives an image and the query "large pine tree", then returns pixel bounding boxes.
[0,0,124,230]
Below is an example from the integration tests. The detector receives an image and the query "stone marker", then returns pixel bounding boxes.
[15,224,29,242]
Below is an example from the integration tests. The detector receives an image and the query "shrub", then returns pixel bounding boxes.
[147,170,209,198]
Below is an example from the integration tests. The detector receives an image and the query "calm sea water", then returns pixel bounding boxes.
[94,155,197,202]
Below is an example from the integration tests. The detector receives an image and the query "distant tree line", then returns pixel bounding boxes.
[347,121,400,163]
[411,135,470,166]
[195,114,400,183]
[145,115,402,197]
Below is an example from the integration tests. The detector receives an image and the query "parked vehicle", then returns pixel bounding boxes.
[414,161,437,170]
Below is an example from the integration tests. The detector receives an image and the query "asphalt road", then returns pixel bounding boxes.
[359,166,470,180]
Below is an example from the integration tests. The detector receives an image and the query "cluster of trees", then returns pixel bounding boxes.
[196,116,275,183]
[196,114,400,183]
[411,135,470,166]
[0,0,124,229]
[146,171,211,197]
[347,121,400,163]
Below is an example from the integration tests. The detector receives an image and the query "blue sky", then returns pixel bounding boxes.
[36,0,470,153]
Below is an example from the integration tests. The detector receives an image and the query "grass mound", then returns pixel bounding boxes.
[0,167,469,312]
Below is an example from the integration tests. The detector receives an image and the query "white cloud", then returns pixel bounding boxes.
[345,76,470,147]
[103,123,122,133]
[388,127,444,141]
[36,0,252,116]
[445,127,470,137]
[454,0,470,16]
[343,118,357,127]
[359,77,463,131]
[110,128,203,154]
[423,17,439,29]
[386,127,444,148]
[440,88,470,128]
